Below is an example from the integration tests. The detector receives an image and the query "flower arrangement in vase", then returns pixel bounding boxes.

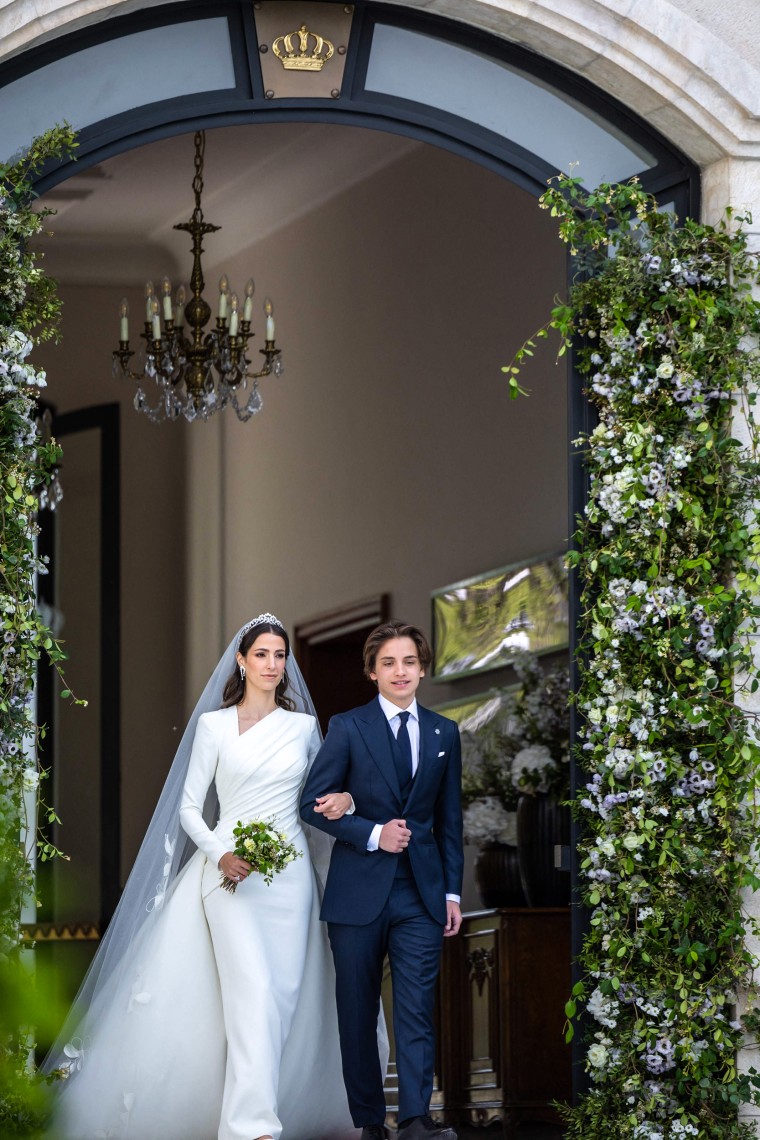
[460,651,570,906]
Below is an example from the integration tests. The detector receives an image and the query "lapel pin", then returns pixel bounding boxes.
[435,728,440,734]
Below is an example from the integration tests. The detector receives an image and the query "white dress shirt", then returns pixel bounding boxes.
[380,693,421,775]
[365,695,460,906]
[366,695,420,852]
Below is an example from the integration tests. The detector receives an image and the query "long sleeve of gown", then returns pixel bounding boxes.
[307,719,321,767]
[179,713,228,867]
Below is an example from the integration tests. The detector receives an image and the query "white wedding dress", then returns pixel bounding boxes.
[53,706,356,1140]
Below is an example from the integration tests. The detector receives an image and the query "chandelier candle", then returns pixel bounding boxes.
[150,299,161,342]
[113,130,283,423]
[243,279,254,323]
[218,275,229,321]
[161,277,173,322]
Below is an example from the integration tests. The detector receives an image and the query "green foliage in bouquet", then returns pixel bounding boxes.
[0,124,78,1134]
[221,818,302,891]
[507,175,760,1138]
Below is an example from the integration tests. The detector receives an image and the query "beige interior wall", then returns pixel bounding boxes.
[185,137,569,911]
[32,289,187,888]
[189,138,569,712]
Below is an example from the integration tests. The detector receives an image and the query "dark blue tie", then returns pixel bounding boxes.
[396,710,414,777]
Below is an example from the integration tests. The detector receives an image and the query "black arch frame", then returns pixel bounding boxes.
[36,404,121,928]
[1,1,698,215]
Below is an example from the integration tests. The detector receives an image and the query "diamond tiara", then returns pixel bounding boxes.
[238,613,284,646]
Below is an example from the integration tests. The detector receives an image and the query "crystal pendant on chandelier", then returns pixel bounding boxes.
[111,131,283,424]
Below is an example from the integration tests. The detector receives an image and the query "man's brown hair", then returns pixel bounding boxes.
[362,620,433,682]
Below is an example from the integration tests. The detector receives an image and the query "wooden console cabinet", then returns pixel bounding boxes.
[383,908,572,1135]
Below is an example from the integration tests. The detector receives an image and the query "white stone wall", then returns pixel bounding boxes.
[666,0,760,70]
[0,2,759,164]
[3,0,760,205]
[6,0,760,1121]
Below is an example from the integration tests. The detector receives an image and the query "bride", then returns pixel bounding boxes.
[45,613,374,1140]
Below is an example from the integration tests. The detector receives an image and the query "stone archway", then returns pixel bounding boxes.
[8,0,760,1126]
[2,0,759,200]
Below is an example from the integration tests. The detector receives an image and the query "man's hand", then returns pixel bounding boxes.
[379,819,411,853]
[444,900,462,937]
[313,792,353,820]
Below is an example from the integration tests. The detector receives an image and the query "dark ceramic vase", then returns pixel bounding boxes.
[516,793,571,906]
[474,843,528,908]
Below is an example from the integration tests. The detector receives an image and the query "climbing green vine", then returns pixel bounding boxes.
[507,175,760,1138]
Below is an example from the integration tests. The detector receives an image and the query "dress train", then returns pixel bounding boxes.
[53,850,356,1140]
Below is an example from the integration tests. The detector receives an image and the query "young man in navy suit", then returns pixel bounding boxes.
[300,620,463,1140]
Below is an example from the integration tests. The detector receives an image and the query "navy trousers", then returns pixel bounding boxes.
[328,871,444,1127]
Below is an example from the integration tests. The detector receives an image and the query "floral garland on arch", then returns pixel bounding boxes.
[506,176,760,1138]
[0,126,78,1131]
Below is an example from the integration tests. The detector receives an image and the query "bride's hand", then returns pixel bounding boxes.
[218,852,252,882]
[314,792,353,820]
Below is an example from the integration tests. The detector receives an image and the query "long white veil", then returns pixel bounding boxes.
[43,618,331,1078]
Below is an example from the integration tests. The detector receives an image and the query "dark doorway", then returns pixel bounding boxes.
[36,403,121,930]
[295,595,389,733]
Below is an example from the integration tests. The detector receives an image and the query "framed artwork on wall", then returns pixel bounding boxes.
[431,687,517,731]
[431,551,568,682]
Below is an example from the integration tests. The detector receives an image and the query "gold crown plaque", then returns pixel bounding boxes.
[272,24,335,71]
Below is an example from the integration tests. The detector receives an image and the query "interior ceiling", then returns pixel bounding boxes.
[38,122,421,285]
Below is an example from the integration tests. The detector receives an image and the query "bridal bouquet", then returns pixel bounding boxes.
[221,818,302,892]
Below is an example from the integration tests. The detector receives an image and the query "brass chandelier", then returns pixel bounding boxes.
[112,131,283,423]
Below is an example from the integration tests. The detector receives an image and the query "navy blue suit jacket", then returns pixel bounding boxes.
[299,696,464,926]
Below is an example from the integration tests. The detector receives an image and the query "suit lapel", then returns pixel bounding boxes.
[356,698,402,801]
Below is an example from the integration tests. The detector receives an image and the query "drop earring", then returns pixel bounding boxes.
[239,665,246,680]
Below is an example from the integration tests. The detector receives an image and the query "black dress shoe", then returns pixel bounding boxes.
[361,1127,390,1140]
[397,1116,457,1140]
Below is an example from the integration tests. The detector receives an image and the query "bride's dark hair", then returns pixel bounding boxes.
[221,620,296,711]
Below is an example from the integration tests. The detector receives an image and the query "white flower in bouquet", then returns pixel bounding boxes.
[222,817,301,891]
[511,744,556,793]
[463,796,518,846]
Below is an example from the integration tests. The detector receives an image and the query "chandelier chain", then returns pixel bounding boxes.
[191,131,205,224]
